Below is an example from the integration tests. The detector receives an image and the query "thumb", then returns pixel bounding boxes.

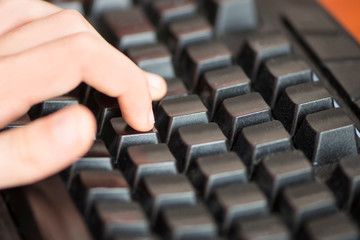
[0,105,96,189]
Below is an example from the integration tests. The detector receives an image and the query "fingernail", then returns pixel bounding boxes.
[149,109,155,125]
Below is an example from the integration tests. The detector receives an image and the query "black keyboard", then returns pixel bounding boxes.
[2,0,360,239]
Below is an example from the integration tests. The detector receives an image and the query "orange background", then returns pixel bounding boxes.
[317,0,360,43]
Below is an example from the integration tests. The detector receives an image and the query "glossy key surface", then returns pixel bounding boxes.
[254,56,312,108]
[198,66,251,119]
[274,82,333,136]
[124,144,177,189]
[294,108,358,165]
[214,92,272,146]
[155,94,209,143]
[127,43,175,79]
[168,123,229,172]
[233,120,293,175]
[188,152,247,199]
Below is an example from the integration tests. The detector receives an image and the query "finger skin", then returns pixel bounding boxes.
[0,0,61,36]
[0,105,96,189]
[0,33,155,131]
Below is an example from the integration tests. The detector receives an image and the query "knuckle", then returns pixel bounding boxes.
[58,9,89,31]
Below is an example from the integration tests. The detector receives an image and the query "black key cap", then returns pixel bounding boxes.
[183,41,232,89]
[90,201,150,240]
[274,82,333,136]
[214,92,272,146]
[71,170,131,217]
[167,15,213,61]
[86,0,132,19]
[254,150,313,207]
[64,139,113,185]
[169,123,229,172]
[163,77,188,99]
[103,117,160,166]
[302,212,359,240]
[155,94,209,143]
[327,62,360,103]
[232,120,293,175]
[237,33,292,80]
[28,95,79,119]
[294,108,358,165]
[3,114,30,131]
[125,144,177,189]
[303,34,360,62]
[151,0,197,27]
[87,91,121,138]
[101,8,157,51]
[255,56,313,108]
[0,194,21,240]
[327,155,360,209]
[209,183,269,231]
[139,174,197,222]
[206,0,258,34]
[283,5,339,34]
[278,182,337,233]
[198,66,251,120]
[188,152,248,199]
[157,205,217,239]
[127,43,175,79]
[232,215,291,240]
[5,175,92,240]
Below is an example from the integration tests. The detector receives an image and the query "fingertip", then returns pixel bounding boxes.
[146,72,167,100]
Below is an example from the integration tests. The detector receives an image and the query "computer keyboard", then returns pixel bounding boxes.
[2,0,360,239]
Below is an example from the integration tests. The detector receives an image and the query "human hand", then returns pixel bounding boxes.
[0,0,167,188]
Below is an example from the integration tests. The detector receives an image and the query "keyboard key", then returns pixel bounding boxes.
[209,183,269,231]
[139,174,197,222]
[64,139,113,185]
[274,82,333,136]
[163,77,188,99]
[232,215,291,240]
[5,175,93,240]
[157,205,217,239]
[167,15,213,62]
[283,5,339,34]
[28,95,79,119]
[101,8,157,51]
[198,66,251,120]
[87,91,121,138]
[85,0,132,19]
[206,0,258,34]
[214,92,272,146]
[155,94,209,143]
[255,56,312,107]
[183,41,232,89]
[237,33,292,80]
[103,117,160,166]
[327,155,360,209]
[3,114,30,131]
[188,152,248,199]
[278,182,337,233]
[0,195,22,240]
[254,150,313,207]
[233,120,292,175]
[151,0,197,27]
[70,170,130,217]
[294,108,358,165]
[302,212,359,240]
[124,144,177,189]
[327,62,360,103]
[54,1,85,15]
[127,43,175,79]
[90,201,150,240]
[168,123,229,172]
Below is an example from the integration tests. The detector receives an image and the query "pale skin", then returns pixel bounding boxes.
[0,0,167,189]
